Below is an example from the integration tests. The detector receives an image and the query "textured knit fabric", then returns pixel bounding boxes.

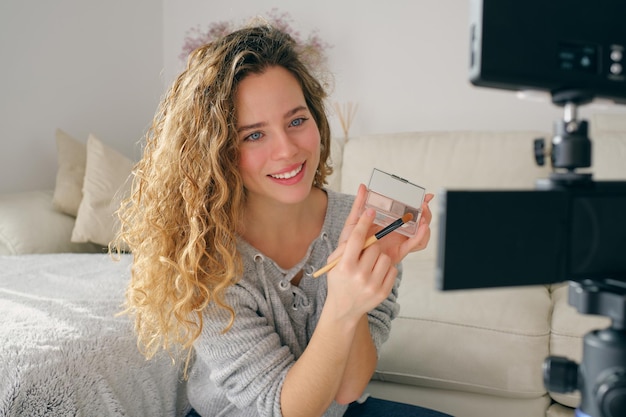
[187,189,401,417]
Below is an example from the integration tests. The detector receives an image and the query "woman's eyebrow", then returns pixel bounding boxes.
[237,121,265,133]
[284,105,308,119]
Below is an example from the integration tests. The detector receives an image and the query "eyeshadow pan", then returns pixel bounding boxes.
[390,200,405,216]
[366,191,393,211]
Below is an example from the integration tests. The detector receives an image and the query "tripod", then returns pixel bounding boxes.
[544,280,626,417]
[535,91,626,417]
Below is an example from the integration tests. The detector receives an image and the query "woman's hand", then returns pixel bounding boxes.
[325,205,398,319]
[324,184,433,318]
[333,184,434,266]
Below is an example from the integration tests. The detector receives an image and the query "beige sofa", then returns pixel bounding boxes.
[1,114,625,417]
[324,112,626,417]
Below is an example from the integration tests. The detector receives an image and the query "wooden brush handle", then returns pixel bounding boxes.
[312,234,378,278]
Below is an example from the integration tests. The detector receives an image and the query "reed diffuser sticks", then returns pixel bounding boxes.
[333,101,358,139]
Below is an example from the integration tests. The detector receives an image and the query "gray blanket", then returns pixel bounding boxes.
[0,253,190,417]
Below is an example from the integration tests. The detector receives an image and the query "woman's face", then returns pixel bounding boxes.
[236,66,321,206]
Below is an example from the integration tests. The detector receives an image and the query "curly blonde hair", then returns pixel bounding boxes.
[115,23,333,365]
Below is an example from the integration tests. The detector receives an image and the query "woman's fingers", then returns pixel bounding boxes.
[327,184,368,265]
[327,208,398,315]
[337,184,368,243]
[341,207,375,263]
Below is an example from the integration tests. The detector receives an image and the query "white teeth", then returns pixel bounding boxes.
[270,164,303,179]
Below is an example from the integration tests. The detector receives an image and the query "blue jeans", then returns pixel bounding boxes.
[186,397,453,416]
[345,397,453,417]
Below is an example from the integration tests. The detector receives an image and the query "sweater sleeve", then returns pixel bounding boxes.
[367,262,402,355]
[193,284,292,417]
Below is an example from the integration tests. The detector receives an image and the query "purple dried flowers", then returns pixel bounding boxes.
[179,9,331,73]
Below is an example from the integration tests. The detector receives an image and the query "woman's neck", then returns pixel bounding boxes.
[241,187,327,269]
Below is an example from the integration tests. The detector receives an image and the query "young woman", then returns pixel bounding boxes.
[117,23,446,417]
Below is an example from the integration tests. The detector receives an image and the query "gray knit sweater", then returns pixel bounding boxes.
[187,189,401,417]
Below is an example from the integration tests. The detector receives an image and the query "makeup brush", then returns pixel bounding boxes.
[312,212,414,278]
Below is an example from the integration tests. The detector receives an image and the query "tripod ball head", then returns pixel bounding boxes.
[552,119,592,171]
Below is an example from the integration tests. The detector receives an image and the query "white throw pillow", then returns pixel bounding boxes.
[71,134,134,247]
[0,190,104,255]
[52,129,86,216]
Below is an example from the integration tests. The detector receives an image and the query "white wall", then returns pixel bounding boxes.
[2,1,623,193]
[163,0,625,141]
[0,0,163,193]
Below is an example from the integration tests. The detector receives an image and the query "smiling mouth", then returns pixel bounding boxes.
[269,163,304,180]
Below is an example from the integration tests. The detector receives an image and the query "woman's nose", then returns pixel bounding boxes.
[272,131,298,158]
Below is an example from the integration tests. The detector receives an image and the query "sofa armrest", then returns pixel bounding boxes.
[0,190,105,255]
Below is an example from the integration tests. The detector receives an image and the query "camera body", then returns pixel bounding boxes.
[436,182,626,291]
[469,0,626,105]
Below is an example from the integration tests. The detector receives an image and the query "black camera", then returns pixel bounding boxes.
[469,0,626,105]
[436,2,626,417]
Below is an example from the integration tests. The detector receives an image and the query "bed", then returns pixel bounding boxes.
[0,253,190,417]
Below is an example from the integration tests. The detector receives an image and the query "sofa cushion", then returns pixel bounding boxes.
[589,117,626,179]
[373,254,552,399]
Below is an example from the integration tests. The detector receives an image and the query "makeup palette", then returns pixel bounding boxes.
[364,168,426,237]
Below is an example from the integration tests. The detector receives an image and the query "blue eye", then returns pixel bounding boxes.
[290,117,308,127]
[245,132,263,142]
